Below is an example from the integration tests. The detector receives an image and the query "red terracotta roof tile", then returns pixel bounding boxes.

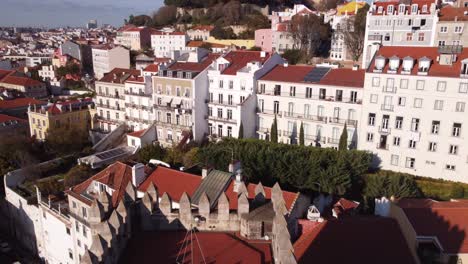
[0,97,46,109]
[68,162,133,207]
[128,129,146,138]
[373,0,434,15]
[221,51,272,75]
[143,64,159,72]
[439,6,468,21]
[0,75,44,87]
[120,231,272,264]
[168,53,220,72]
[369,46,468,78]
[260,65,365,88]
[294,217,416,264]
[0,113,26,123]
[98,68,140,83]
[398,198,468,254]
[138,166,203,201]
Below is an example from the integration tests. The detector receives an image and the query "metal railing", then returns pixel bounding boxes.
[381,104,394,112]
[378,126,392,134]
[124,91,151,97]
[207,115,237,124]
[96,93,124,99]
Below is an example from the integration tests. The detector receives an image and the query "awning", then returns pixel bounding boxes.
[161,97,172,105]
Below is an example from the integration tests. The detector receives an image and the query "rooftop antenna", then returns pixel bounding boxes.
[175,224,207,264]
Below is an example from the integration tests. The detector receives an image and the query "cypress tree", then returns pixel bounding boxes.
[270,115,278,143]
[299,122,305,146]
[238,122,244,139]
[339,123,348,151]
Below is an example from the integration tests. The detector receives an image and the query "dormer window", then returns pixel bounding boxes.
[177,71,183,78]
[186,72,192,79]
[418,57,431,74]
[399,4,405,14]
[377,6,384,14]
[422,5,428,13]
[411,4,418,14]
[387,5,394,14]
[461,60,468,75]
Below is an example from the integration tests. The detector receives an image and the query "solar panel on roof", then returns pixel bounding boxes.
[192,170,232,208]
[304,67,331,83]
[95,148,126,160]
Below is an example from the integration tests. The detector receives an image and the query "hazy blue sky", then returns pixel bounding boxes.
[0,0,164,27]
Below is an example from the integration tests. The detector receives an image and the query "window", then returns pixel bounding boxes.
[449,145,458,155]
[228,95,233,105]
[434,100,444,110]
[229,80,233,89]
[319,89,326,99]
[372,77,380,87]
[219,80,224,88]
[240,96,245,102]
[69,250,73,260]
[416,80,425,90]
[406,157,415,168]
[398,4,405,13]
[409,140,417,149]
[406,33,413,41]
[411,118,420,132]
[218,94,223,104]
[411,4,418,14]
[400,79,408,89]
[227,126,232,137]
[227,109,232,120]
[274,101,279,114]
[455,26,463,33]
[259,83,265,94]
[368,113,376,126]
[72,201,76,208]
[66,227,71,235]
[453,123,462,137]
[414,98,423,108]
[367,133,374,142]
[387,5,394,14]
[290,86,296,97]
[418,33,424,41]
[398,97,406,106]
[395,116,403,129]
[437,81,446,92]
[218,125,223,137]
[393,136,401,146]
[75,222,79,232]
[208,107,212,116]
[390,155,399,166]
[217,108,223,118]
[459,83,468,93]
[446,164,456,170]
[306,87,312,98]
[431,121,440,134]
[370,94,378,103]
[77,239,81,247]
[440,26,448,33]
[456,102,465,112]
[428,142,437,152]
[438,40,446,46]
[82,207,87,218]
[274,85,281,96]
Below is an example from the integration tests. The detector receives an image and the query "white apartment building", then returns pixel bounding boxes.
[358,46,468,183]
[435,6,468,47]
[95,68,140,132]
[91,45,130,79]
[207,51,284,139]
[186,25,214,41]
[124,75,154,132]
[153,51,219,146]
[115,26,152,51]
[38,65,57,81]
[151,31,189,58]
[362,0,439,68]
[257,64,364,147]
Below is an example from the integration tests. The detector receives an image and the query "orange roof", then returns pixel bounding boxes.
[0,69,14,80]
[99,68,141,83]
[0,113,26,123]
[0,97,46,109]
[221,51,272,75]
[128,129,146,138]
[373,0,434,15]
[294,217,416,264]
[224,180,299,211]
[260,65,365,88]
[138,166,203,201]
[0,75,43,87]
[143,64,159,72]
[168,53,220,72]
[398,198,468,254]
[369,46,468,78]
[439,6,468,21]
[68,162,133,207]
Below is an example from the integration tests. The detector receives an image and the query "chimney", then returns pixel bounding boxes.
[283,62,288,67]
[352,65,359,71]
[202,167,210,179]
[132,163,146,187]
[260,51,266,58]
[228,160,241,173]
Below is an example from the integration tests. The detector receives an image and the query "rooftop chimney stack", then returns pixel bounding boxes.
[132,163,146,187]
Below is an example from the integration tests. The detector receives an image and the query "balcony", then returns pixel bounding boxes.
[97,116,124,124]
[258,92,362,104]
[328,117,358,126]
[125,103,153,111]
[155,120,189,129]
[304,134,326,143]
[381,104,394,112]
[124,91,151,97]
[378,126,391,135]
[376,143,389,150]
[282,111,327,123]
[327,137,340,145]
[126,116,153,124]
[382,86,397,93]
[207,115,237,124]
[96,103,122,111]
[257,109,282,117]
[207,100,237,107]
[96,93,124,99]
[257,127,270,134]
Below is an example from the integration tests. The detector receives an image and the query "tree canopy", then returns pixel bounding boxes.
[341,4,370,62]
[290,14,331,57]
